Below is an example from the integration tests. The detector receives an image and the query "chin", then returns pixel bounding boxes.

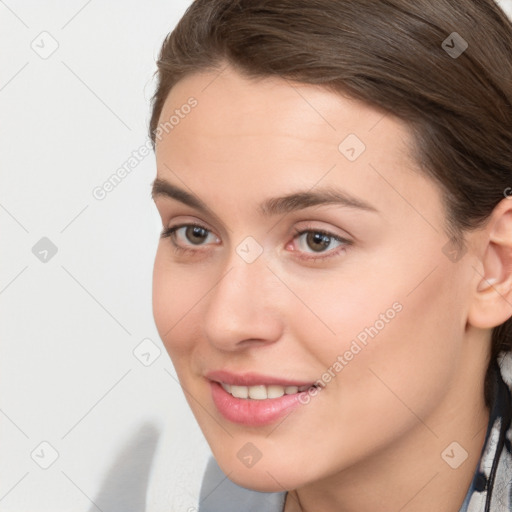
[226,468,295,493]
[213,451,312,493]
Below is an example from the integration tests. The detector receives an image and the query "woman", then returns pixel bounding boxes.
[148,1,512,510]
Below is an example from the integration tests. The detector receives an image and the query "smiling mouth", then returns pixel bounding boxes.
[219,382,317,399]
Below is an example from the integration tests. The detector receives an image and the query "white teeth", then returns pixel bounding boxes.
[248,385,267,400]
[267,385,285,399]
[220,382,313,399]
[220,382,231,394]
[230,385,249,399]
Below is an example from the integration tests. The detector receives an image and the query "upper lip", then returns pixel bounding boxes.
[205,370,315,387]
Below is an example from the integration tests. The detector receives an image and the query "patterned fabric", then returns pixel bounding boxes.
[460,352,512,512]
[198,352,512,512]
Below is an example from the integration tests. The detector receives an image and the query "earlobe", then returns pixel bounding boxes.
[468,199,512,329]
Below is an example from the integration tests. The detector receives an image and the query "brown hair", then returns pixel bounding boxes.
[148,0,512,405]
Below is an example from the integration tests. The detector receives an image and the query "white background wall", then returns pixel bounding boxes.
[1,1,511,512]
[0,2,209,511]
[498,0,512,16]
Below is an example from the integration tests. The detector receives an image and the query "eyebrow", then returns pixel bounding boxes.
[151,178,378,218]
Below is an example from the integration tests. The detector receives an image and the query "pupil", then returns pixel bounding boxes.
[307,232,330,252]
[187,226,208,244]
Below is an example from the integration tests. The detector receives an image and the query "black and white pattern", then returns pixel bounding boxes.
[460,352,512,512]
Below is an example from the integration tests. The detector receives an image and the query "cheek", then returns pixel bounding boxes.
[281,259,405,368]
[152,246,203,357]
[330,258,466,422]
[288,244,467,416]
[272,262,467,473]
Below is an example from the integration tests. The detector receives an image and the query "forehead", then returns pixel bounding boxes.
[154,65,443,228]
[159,66,408,145]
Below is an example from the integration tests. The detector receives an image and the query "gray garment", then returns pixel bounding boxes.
[198,352,512,512]
[198,457,286,511]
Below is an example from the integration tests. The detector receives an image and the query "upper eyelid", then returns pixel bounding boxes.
[164,218,219,235]
[165,222,344,236]
[164,223,220,240]
[154,199,232,235]
[293,227,350,241]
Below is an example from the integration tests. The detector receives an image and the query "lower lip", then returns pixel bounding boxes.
[210,381,308,426]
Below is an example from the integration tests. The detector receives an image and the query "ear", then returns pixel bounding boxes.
[468,197,512,329]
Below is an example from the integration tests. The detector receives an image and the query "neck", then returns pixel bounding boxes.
[285,329,491,512]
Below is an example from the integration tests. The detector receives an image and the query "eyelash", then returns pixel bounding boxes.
[160,223,215,257]
[160,223,352,262]
[291,226,352,261]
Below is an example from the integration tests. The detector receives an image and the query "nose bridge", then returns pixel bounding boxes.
[211,250,270,314]
[202,246,282,347]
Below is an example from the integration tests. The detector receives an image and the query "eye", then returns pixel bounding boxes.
[161,223,220,251]
[290,227,352,261]
[160,222,352,261]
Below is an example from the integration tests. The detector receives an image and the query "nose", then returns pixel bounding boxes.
[202,255,284,352]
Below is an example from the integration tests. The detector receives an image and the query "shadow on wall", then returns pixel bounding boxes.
[88,423,161,512]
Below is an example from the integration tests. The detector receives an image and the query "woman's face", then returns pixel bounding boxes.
[152,65,480,491]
